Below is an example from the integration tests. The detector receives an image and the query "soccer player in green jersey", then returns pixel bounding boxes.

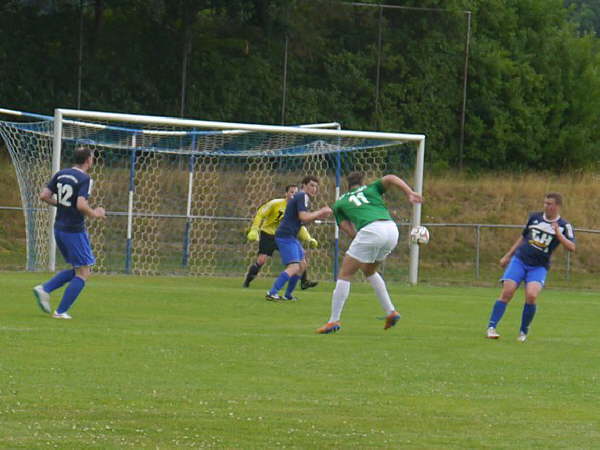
[316,172,423,334]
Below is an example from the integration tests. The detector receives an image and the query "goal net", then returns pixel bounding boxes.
[0,108,425,283]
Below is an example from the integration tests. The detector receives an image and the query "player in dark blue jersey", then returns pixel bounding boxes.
[33,147,105,319]
[265,175,332,301]
[486,193,576,342]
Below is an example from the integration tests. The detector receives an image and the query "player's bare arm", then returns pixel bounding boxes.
[39,187,57,206]
[298,206,332,224]
[338,220,357,239]
[381,175,423,204]
[500,237,525,267]
[551,221,576,252]
[76,196,105,219]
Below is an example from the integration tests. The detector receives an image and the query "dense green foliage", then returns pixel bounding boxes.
[2,273,600,447]
[1,0,600,169]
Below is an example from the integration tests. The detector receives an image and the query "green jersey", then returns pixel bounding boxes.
[333,179,393,231]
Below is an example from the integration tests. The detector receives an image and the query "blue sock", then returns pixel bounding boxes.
[269,272,290,296]
[488,300,507,328]
[56,277,85,314]
[43,269,75,293]
[520,304,537,334]
[284,275,301,298]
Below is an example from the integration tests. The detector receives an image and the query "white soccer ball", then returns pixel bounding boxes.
[410,226,430,245]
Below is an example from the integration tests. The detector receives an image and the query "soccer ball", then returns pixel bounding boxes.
[410,226,430,245]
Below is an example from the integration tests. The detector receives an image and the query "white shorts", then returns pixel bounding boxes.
[346,220,399,264]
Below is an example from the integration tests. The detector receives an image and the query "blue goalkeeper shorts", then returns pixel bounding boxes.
[275,237,305,266]
[55,228,96,268]
[501,256,547,287]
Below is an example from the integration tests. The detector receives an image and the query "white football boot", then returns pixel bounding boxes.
[33,285,51,314]
[486,327,500,339]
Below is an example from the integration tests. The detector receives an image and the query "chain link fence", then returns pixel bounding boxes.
[2,205,599,289]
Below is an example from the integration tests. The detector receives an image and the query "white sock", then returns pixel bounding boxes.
[329,279,351,322]
[367,272,395,314]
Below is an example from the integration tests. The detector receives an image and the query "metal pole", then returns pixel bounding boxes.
[408,138,425,285]
[77,0,84,109]
[566,251,571,280]
[182,136,197,268]
[49,109,63,272]
[374,6,383,125]
[280,35,289,125]
[458,11,471,170]
[180,32,191,118]
[125,134,137,274]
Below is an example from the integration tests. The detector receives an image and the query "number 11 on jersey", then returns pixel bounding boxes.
[348,192,370,207]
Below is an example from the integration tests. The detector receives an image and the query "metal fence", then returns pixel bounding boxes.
[2,205,599,288]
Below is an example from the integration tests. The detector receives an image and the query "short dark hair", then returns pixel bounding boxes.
[346,172,364,188]
[545,192,563,206]
[285,184,298,193]
[301,175,319,186]
[74,146,93,165]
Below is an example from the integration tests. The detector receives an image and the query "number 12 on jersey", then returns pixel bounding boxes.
[56,182,74,207]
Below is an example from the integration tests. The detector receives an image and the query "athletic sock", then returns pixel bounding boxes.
[329,279,351,322]
[284,275,301,298]
[488,300,507,328]
[245,262,262,283]
[269,272,290,296]
[301,271,308,283]
[43,269,75,293]
[56,276,86,314]
[367,272,395,314]
[520,303,537,334]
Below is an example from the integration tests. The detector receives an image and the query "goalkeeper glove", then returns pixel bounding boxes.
[247,229,259,242]
[308,238,319,249]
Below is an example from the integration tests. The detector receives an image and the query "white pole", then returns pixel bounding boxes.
[408,137,425,285]
[126,134,136,273]
[56,109,424,142]
[49,109,63,272]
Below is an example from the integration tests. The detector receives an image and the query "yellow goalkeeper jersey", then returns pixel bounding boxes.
[250,198,312,241]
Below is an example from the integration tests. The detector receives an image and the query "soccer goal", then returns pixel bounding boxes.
[0,108,425,284]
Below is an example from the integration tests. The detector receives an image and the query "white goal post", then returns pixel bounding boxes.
[51,108,425,284]
[1,107,425,284]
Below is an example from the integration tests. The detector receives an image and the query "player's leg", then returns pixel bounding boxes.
[300,254,318,290]
[54,265,91,318]
[362,221,400,330]
[34,229,75,314]
[267,238,303,300]
[53,231,96,319]
[518,266,546,341]
[487,257,524,338]
[244,232,276,287]
[284,260,306,300]
[243,253,268,287]
[316,253,361,334]
[362,263,400,329]
[267,262,300,300]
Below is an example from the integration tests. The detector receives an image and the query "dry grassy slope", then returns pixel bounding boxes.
[0,153,26,263]
[413,172,600,277]
[422,172,600,228]
[1,149,598,271]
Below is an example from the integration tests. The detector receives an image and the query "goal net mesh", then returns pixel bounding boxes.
[0,116,418,281]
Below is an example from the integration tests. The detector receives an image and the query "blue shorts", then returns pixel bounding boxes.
[275,237,305,266]
[501,256,547,287]
[55,228,96,268]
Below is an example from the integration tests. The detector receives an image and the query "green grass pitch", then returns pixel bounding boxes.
[1,272,599,448]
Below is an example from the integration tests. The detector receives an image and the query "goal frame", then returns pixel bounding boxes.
[51,108,426,284]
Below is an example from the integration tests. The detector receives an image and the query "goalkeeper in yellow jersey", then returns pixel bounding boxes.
[243,184,319,289]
